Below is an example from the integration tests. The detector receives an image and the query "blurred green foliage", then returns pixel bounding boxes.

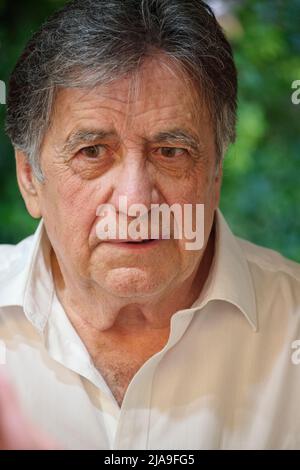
[221,0,300,262]
[0,0,299,260]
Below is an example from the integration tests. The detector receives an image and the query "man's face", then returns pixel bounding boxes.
[22,57,222,299]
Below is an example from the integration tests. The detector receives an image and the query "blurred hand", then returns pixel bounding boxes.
[0,370,61,450]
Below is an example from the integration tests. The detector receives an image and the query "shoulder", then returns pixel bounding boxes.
[0,234,35,280]
[237,237,300,282]
[237,237,300,326]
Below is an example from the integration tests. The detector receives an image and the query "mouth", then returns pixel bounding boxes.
[102,238,161,249]
[124,239,156,244]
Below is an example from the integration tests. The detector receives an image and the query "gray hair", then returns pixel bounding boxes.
[5,0,238,182]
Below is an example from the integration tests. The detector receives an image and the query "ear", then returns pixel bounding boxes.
[15,150,42,219]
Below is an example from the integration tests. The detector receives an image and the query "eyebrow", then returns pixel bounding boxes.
[149,128,203,154]
[59,129,118,156]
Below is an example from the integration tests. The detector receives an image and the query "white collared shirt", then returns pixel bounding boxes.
[1,209,300,450]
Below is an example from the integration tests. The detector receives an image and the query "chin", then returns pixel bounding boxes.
[100,267,167,298]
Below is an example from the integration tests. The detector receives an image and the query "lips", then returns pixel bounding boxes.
[108,239,156,243]
[124,239,155,243]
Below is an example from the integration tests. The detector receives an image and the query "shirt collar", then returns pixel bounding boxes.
[191,209,257,331]
[0,219,54,332]
[0,209,257,332]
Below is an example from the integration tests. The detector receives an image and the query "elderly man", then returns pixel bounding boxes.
[0,0,300,450]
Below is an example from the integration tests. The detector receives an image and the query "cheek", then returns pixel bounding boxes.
[192,161,220,205]
[165,169,217,255]
[161,171,209,206]
[40,167,108,246]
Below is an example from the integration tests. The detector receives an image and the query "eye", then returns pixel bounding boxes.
[79,144,107,159]
[156,147,188,158]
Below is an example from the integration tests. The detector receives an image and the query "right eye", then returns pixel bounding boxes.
[78,144,107,159]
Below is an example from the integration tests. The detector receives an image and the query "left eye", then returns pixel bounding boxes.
[80,145,106,159]
[158,147,187,158]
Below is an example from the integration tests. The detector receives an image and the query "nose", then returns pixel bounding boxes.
[110,157,159,212]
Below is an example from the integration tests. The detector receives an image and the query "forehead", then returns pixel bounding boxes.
[51,57,208,135]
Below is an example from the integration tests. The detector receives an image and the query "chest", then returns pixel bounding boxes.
[90,333,169,407]
[93,352,143,406]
